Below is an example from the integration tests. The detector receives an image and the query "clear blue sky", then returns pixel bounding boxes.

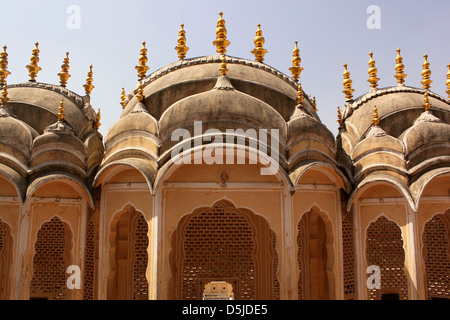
[1,0,449,136]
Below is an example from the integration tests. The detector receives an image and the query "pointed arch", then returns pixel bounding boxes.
[365,215,408,300]
[169,199,279,300]
[297,205,335,300]
[30,216,73,300]
[107,204,149,300]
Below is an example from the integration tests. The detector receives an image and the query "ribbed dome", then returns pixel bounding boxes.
[0,106,38,168]
[121,55,317,122]
[158,76,287,157]
[106,102,158,143]
[400,111,450,174]
[342,87,450,141]
[30,120,87,181]
[6,82,94,138]
[287,106,336,170]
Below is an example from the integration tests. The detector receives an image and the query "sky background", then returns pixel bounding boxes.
[1,0,449,137]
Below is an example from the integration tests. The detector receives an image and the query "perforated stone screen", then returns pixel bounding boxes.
[132,214,149,300]
[30,217,71,300]
[181,207,257,300]
[423,212,450,299]
[342,213,356,299]
[83,219,96,300]
[366,216,408,300]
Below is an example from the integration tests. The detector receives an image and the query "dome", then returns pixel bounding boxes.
[400,110,450,175]
[287,106,336,170]
[0,106,38,171]
[122,55,317,122]
[6,82,94,138]
[29,120,88,182]
[103,102,159,167]
[106,103,158,142]
[158,76,287,160]
[342,87,450,141]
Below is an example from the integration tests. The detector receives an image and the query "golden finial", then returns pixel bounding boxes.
[421,54,432,90]
[342,63,355,103]
[26,42,42,82]
[337,106,343,127]
[0,45,10,86]
[213,12,230,54]
[423,90,431,111]
[94,108,101,129]
[251,23,268,63]
[57,99,65,122]
[58,52,71,87]
[135,41,149,81]
[0,84,8,106]
[120,87,127,109]
[312,97,318,112]
[445,63,450,99]
[296,82,304,105]
[372,105,380,126]
[394,48,407,85]
[367,51,380,90]
[83,65,94,96]
[289,41,303,83]
[219,54,228,76]
[136,81,144,103]
[175,23,189,60]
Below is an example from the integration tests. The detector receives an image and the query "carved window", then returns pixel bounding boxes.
[30,217,72,300]
[342,212,356,299]
[0,220,13,299]
[366,216,408,300]
[83,219,96,300]
[170,200,279,300]
[423,212,450,300]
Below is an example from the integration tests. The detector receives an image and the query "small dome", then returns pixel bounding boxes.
[158,77,287,146]
[105,102,158,143]
[7,82,92,138]
[343,87,450,140]
[400,111,450,171]
[30,120,87,181]
[0,106,38,163]
[122,55,308,122]
[287,106,336,168]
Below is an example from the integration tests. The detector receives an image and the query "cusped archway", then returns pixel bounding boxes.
[169,199,279,300]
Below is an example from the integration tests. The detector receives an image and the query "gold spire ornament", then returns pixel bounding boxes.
[175,23,189,60]
[219,54,228,76]
[446,63,450,99]
[57,99,65,122]
[421,54,432,90]
[83,65,94,96]
[337,106,344,127]
[367,51,380,90]
[342,63,355,103]
[136,81,144,103]
[313,97,318,112]
[95,108,101,129]
[58,52,71,87]
[213,12,230,54]
[289,41,303,83]
[135,42,149,81]
[296,82,304,105]
[120,87,127,109]
[423,90,431,111]
[372,105,380,126]
[0,84,8,106]
[251,24,268,63]
[0,46,10,86]
[394,48,407,85]
[26,42,42,82]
